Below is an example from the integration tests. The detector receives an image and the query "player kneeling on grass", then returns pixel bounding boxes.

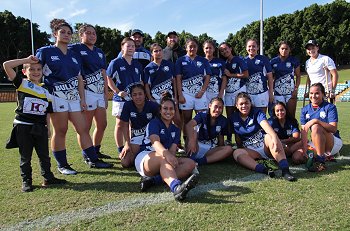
[135,95,198,201]
[185,97,233,165]
[230,92,296,182]
[300,83,343,172]
[3,55,67,192]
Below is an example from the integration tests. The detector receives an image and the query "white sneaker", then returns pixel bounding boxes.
[58,165,78,175]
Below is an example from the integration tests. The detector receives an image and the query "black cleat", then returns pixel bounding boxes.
[42,177,67,187]
[173,173,199,201]
[140,176,154,192]
[97,151,112,159]
[85,159,113,168]
[22,180,33,192]
[282,170,297,182]
[267,168,276,178]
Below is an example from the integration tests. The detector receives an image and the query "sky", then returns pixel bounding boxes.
[0,0,344,43]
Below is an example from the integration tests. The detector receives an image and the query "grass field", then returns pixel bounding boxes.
[0,99,350,229]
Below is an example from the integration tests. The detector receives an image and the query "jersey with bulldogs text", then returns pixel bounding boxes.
[193,111,228,146]
[106,57,143,102]
[300,101,340,138]
[175,55,212,96]
[230,108,267,149]
[268,117,300,140]
[12,74,52,125]
[69,43,106,94]
[120,100,159,139]
[144,60,174,100]
[140,117,180,151]
[225,56,248,94]
[270,56,300,96]
[206,58,225,94]
[244,55,272,95]
[36,45,82,101]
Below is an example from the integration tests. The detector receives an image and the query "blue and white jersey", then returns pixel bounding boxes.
[36,45,82,100]
[268,117,300,140]
[206,58,225,94]
[141,117,180,151]
[225,56,248,94]
[270,56,300,96]
[106,57,143,102]
[69,43,107,94]
[193,111,228,146]
[117,46,151,70]
[120,100,159,139]
[175,55,212,96]
[230,108,267,149]
[244,55,272,95]
[300,101,340,138]
[144,60,174,100]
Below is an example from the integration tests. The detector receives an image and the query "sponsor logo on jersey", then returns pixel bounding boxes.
[171,132,175,138]
[273,64,277,68]
[163,66,169,72]
[131,127,146,137]
[51,56,60,61]
[274,128,279,132]
[196,61,202,67]
[160,129,165,135]
[232,63,237,69]
[182,62,187,66]
[215,126,221,133]
[286,62,291,68]
[248,119,253,126]
[149,69,155,74]
[98,53,103,59]
[255,59,260,65]
[23,97,48,115]
[287,129,292,136]
[135,68,139,74]
[234,122,240,127]
[120,66,126,71]
[130,112,137,118]
[146,113,153,120]
[28,81,34,89]
[320,111,326,119]
[80,51,88,56]
[72,57,78,65]
[306,113,310,119]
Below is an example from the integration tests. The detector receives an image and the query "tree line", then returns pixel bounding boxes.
[1,0,350,83]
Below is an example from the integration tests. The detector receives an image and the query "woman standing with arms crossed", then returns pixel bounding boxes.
[219,42,249,144]
[244,39,273,113]
[107,37,143,157]
[175,38,211,141]
[270,41,301,117]
[230,92,296,181]
[70,24,111,159]
[36,19,112,175]
[135,96,198,200]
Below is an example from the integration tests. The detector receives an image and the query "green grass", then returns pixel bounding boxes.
[0,94,350,229]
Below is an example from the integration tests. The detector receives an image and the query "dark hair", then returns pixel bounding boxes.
[121,37,135,47]
[209,97,224,106]
[130,83,146,95]
[310,82,326,96]
[50,18,73,34]
[219,42,231,48]
[278,40,292,49]
[246,38,259,46]
[150,43,162,53]
[218,42,234,59]
[185,37,198,47]
[271,101,298,126]
[160,92,175,108]
[78,23,96,36]
[235,92,252,105]
[203,40,219,57]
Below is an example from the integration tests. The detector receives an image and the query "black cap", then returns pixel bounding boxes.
[131,29,144,36]
[304,39,318,48]
[167,31,178,37]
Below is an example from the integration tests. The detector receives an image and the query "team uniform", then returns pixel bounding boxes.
[268,117,300,140]
[144,60,175,103]
[244,55,273,107]
[305,54,336,91]
[230,108,270,159]
[6,74,55,183]
[117,46,151,70]
[120,100,159,145]
[175,55,212,110]
[36,45,82,112]
[69,43,107,110]
[224,56,248,106]
[206,58,226,102]
[270,56,300,104]
[106,57,143,116]
[300,101,342,155]
[190,112,228,159]
[135,117,180,176]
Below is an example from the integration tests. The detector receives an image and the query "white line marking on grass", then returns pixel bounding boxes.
[3,155,350,231]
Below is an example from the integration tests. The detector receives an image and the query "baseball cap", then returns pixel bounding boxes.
[304,39,318,48]
[131,29,144,36]
[167,31,178,37]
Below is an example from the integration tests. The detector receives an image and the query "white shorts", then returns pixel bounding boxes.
[224,85,246,107]
[191,142,212,159]
[179,92,208,111]
[52,95,81,112]
[274,95,292,105]
[130,135,144,145]
[135,150,152,177]
[308,135,343,155]
[111,101,125,117]
[85,90,106,111]
[206,92,219,104]
[246,142,271,160]
[250,91,269,108]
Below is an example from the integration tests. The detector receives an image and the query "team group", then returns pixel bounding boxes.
[3,18,343,201]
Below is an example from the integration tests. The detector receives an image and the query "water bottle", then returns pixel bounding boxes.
[306,146,315,169]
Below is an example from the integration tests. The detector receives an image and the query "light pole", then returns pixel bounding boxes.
[260,0,264,55]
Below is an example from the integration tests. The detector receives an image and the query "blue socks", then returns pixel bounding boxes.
[169,179,182,192]
[94,145,101,153]
[278,159,289,170]
[82,146,98,162]
[117,146,124,153]
[152,175,163,185]
[255,163,268,174]
[316,154,326,163]
[53,149,68,168]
